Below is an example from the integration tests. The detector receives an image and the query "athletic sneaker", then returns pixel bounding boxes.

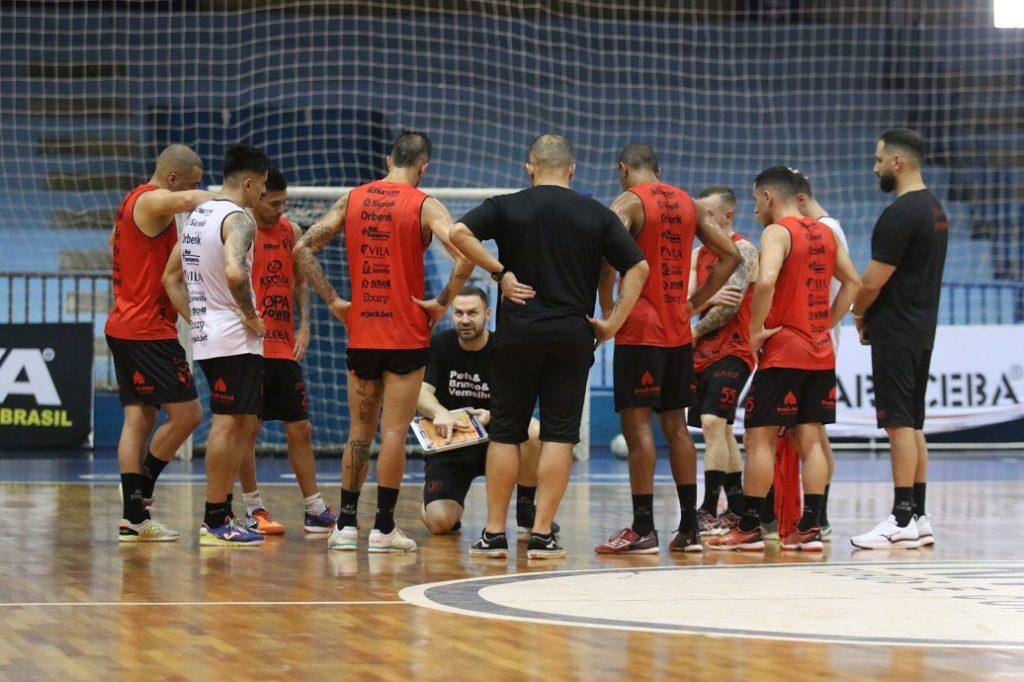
[469,531,509,559]
[118,483,155,509]
[118,518,180,543]
[245,508,285,535]
[696,509,718,536]
[327,525,359,551]
[526,533,566,560]
[595,528,659,554]
[760,519,779,541]
[916,514,935,547]
[304,507,338,534]
[707,527,765,551]
[668,527,703,553]
[199,518,264,547]
[781,527,824,552]
[368,526,417,553]
[517,520,560,541]
[715,511,740,535]
[820,524,832,541]
[850,515,921,550]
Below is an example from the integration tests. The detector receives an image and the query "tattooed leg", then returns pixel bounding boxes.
[342,373,383,492]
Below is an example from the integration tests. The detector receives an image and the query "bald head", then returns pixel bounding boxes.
[528,134,574,170]
[155,144,202,175]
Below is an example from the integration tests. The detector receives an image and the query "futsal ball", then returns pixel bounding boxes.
[610,433,628,459]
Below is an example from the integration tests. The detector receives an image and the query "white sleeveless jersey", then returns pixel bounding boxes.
[181,199,263,360]
[819,215,849,353]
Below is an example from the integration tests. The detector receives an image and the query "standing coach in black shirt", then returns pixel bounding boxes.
[850,129,947,551]
[450,134,649,559]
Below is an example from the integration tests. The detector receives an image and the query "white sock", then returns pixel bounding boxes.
[243,490,265,516]
[304,493,327,515]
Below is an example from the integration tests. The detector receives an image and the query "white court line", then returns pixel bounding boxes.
[1,600,407,607]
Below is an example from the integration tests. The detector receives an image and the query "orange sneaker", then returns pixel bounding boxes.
[707,527,765,551]
[245,508,285,535]
[781,527,823,552]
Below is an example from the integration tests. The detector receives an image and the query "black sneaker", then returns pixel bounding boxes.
[669,526,704,553]
[468,530,508,558]
[517,520,561,541]
[526,533,566,560]
[450,520,462,533]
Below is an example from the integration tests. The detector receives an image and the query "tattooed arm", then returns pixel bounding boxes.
[293,193,349,324]
[223,211,265,336]
[289,221,311,360]
[693,239,759,339]
[688,200,741,312]
[413,198,474,327]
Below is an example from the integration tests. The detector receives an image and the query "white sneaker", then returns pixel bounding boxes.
[368,526,417,553]
[916,514,935,546]
[118,518,180,542]
[328,525,359,551]
[850,515,921,550]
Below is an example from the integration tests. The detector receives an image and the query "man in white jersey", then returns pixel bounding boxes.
[795,170,850,541]
[163,144,270,547]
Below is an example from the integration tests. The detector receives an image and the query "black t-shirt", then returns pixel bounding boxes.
[868,189,948,349]
[423,329,493,410]
[460,185,645,347]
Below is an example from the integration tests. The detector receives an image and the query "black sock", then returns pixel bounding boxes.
[483,529,504,540]
[797,493,824,532]
[120,473,150,524]
[374,486,400,534]
[821,484,831,526]
[913,482,926,516]
[701,470,725,515]
[677,483,698,532]
[761,486,777,523]
[226,493,234,518]
[516,485,537,526]
[631,494,655,536]
[893,487,915,527]
[337,487,360,529]
[724,471,743,515]
[204,501,230,528]
[739,495,764,532]
[140,452,169,499]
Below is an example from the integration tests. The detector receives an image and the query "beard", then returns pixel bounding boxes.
[878,172,897,194]
[457,326,484,342]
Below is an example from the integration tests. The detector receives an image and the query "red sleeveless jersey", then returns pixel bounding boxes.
[760,216,836,370]
[615,182,697,347]
[253,217,297,361]
[693,233,756,372]
[344,180,430,350]
[104,184,179,340]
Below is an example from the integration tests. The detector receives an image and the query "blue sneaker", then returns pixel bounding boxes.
[304,507,338,534]
[199,518,265,547]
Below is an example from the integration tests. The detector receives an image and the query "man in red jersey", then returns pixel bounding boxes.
[236,167,338,536]
[710,166,861,552]
[294,131,474,554]
[105,144,209,542]
[594,143,741,555]
[687,186,759,536]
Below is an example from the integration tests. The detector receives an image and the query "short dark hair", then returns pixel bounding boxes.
[264,166,287,193]
[754,165,802,198]
[391,130,432,167]
[223,144,270,180]
[792,169,813,198]
[880,128,926,162]
[619,143,659,173]
[454,284,489,309]
[698,185,736,207]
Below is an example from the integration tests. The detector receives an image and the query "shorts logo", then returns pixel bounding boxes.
[635,370,660,397]
[719,386,739,407]
[822,386,837,410]
[778,390,798,416]
[296,381,308,411]
[427,480,442,493]
[212,377,234,404]
[173,357,193,387]
[132,370,154,395]
[745,395,755,413]
[877,409,887,421]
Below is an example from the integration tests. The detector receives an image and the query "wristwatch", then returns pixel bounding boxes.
[490,267,509,283]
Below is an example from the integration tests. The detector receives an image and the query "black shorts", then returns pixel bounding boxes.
[261,358,309,422]
[490,343,594,444]
[198,354,264,415]
[106,335,198,407]
[872,345,932,430]
[613,343,697,413]
[742,367,836,428]
[422,443,488,506]
[346,348,429,380]
[687,355,752,427]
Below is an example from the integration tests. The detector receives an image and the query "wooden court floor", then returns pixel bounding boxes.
[0,477,1022,680]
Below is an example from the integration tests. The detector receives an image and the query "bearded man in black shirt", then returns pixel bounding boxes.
[851,129,948,550]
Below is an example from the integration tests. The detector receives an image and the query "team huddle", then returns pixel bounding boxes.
[106,127,947,557]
